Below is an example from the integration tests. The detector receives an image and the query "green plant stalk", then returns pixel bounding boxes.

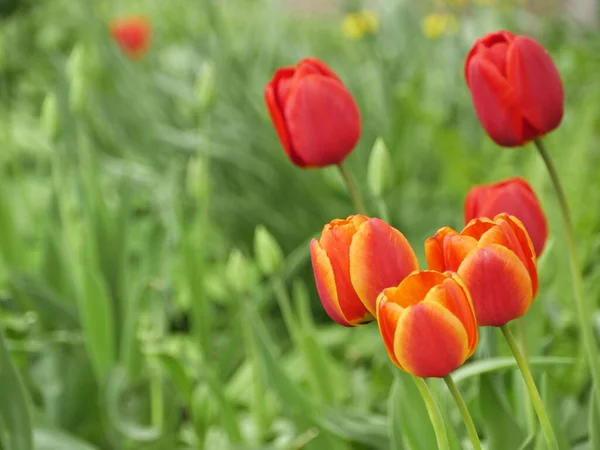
[501,325,558,450]
[411,376,450,450]
[150,361,164,431]
[443,375,482,450]
[338,163,368,215]
[534,138,600,415]
[517,318,536,434]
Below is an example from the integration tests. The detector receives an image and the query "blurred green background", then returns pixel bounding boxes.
[1,0,600,449]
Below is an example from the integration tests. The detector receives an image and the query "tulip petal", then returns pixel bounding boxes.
[296,58,343,82]
[457,244,533,326]
[425,227,458,272]
[508,36,564,136]
[350,218,419,314]
[467,56,525,147]
[310,239,352,326]
[384,271,448,308]
[442,234,478,272]
[429,275,478,356]
[319,219,373,325]
[462,217,495,239]
[464,184,492,224]
[377,295,405,368]
[477,180,547,255]
[264,68,306,167]
[394,302,469,378]
[285,75,361,167]
[495,214,538,296]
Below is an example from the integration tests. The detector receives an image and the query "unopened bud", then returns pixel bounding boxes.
[367,137,394,197]
[253,225,284,276]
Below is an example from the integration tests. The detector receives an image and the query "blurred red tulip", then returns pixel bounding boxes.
[464,177,548,255]
[426,214,538,327]
[110,16,152,59]
[310,215,419,326]
[377,271,478,378]
[465,30,563,147]
[265,58,361,168]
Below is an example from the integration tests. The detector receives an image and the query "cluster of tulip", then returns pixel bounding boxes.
[265,30,581,450]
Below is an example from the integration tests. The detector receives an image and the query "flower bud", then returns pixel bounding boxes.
[367,137,394,197]
[253,225,284,276]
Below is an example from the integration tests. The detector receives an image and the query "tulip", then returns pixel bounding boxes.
[265,58,361,168]
[110,16,152,59]
[464,177,548,256]
[310,215,419,326]
[465,30,563,147]
[425,214,537,327]
[377,271,478,378]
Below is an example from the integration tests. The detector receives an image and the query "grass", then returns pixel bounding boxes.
[1,0,600,449]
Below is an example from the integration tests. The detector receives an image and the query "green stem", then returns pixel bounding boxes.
[443,376,482,450]
[149,362,163,430]
[338,163,368,215]
[501,325,558,450]
[534,138,600,414]
[411,376,450,450]
[517,318,536,434]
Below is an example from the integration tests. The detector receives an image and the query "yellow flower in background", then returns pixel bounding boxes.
[421,13,458,40]
[473,0,496,4]
[341,10,379,40]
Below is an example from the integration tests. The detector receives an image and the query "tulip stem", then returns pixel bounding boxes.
[534,138,600,415]
[411,376,450,450]
[338,163,368,215]
[501,325,559,450]
[443,376,482,450]
[517,318,536,434]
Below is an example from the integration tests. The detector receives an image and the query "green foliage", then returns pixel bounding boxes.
[1,0,600,448]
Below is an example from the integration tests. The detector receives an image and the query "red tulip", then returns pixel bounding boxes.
[377,271,478,378]
[425,214,538,327]
[464,177,548,255]
[110,16,152,59]
[310,215,419,327]
[265,58,361,168]
[465,30,563,147]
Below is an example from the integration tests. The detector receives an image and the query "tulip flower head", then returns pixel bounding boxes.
[426,214,538,327]
[465,30,564,147]
[310,215,419,327]
[377,271,478,378]
[465,177,548,256]
[110,16,152,59]
[265,58,361,168]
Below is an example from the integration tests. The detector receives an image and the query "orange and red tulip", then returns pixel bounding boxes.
[265,58,361,168]
[425,214,537,327]
[110,16,152,59]
[377,271,478,378]
[465,30,563,147]
[464,177,548,256]
[310,215,419,327]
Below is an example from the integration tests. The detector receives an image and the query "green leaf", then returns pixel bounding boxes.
[452,357,575,384]
[75,261,116,383]
[517,434,536,450]
[33,427,99,450]
[8,272,79,328]
[589,387,599,450]
[387,377,406,450]
[0,327,33,450]
[387,372,438,450]
[478,374,525,450]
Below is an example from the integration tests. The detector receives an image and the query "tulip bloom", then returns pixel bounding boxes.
[465,177,548,256]
[377,271,478,378]
[110,16,152,59]
[426,214,537,327]
[465,30,563,147]
[265,58,361,168]
[310,215,419,326]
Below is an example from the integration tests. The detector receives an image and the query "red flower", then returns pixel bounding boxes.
[464,177,548,256]
[310,215,419,326]
[265,58,361,168]
[465,30,563,147]
[110,16,152,59]
[425,214,538,327]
